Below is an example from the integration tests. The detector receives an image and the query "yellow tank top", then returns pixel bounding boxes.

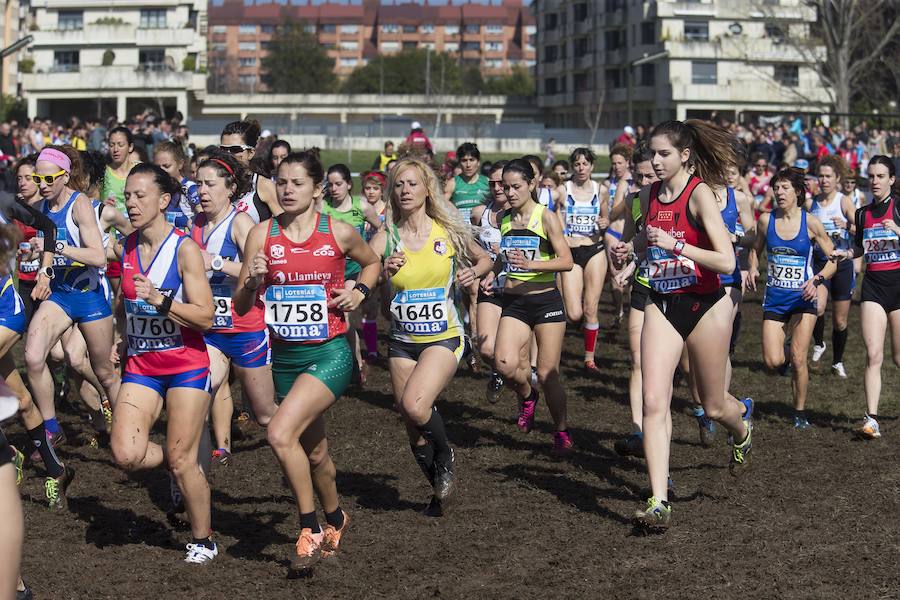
[387,221,464,344]
[499,203,556,283]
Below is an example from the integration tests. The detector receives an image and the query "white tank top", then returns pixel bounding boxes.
[810,192,850,251]
[564,180,600,237]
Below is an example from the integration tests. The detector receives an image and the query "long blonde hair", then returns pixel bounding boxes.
[385,158,475,268]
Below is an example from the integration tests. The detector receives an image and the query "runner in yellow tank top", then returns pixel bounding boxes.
[369,158,492,517]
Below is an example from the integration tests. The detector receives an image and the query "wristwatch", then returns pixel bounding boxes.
[211,254,225,272]
[813,275,824,287]
[39,266,54,279]
[353,282,371,301]
[55,240,65,254]
[672,240,686,256]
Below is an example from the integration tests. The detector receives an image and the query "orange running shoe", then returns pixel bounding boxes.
[322,510,350,558]
[292,528,324,570]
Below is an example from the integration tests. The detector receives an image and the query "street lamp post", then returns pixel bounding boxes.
[0,35,34,112]
[626,50,668,126]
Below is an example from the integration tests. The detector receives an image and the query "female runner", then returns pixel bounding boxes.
[267,140,291,178]
[234,149,379,569]
[556,148,609,373]
[831,156,900,439]
[360,170,387,360]
[100,126,139,296]
[808,156,857,378]
[748,167,836,428]
[618,121,751,530]
[192,151,277,463]
[220,119,281,223]
[488,158,573,453]
[472,160,509,402]
[109,163,217,564]
[602,145,634,326]
[323,164,382,383]
[153,140,200,232]
[370,157,492,516]
[24,147,121,472]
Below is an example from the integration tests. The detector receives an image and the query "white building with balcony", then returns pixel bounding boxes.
[22,0,207,121]
[534,0,831,128]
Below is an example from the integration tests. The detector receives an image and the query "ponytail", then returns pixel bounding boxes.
[651,119,735,188]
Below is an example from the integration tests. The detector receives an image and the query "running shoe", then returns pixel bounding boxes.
[693,407,716,447]
[612,313,623,329]
[322,511,350,558]
[614,432,644,457]
[45,465,74,510]
[16,581,33,600]
[552,431,574,456]
[30,428,66,464]
[811,342,826,363]
[530,366,538,388]
[856,415,881,440]
[291,528,324,571]
[466,352,481,374]
[212,448,232,467]
[235,411,256,438]
[729,422,753,477]
[433,448,455,500]
[485,370,504,404]
[584,360,601,375]
[421,495,444,518]
[633,496,671,531]
[101,400,113,429]
[832,362,847,378]
[184,541,218,564]
[359,359,369,387]
[12,446,24,486]
[517,389,538,433]
[739,397,754,422]
[793,414,811,430]
[87,429,111,450]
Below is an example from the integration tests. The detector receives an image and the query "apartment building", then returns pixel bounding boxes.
[208,0,536,93]
[21,1,207,121]
[535,0,832,128]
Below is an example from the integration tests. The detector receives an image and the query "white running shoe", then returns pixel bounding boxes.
[811,343,826,363]
[832,362,847,378]
[184,542,218,564]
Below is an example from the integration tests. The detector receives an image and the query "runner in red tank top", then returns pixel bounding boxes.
[833,156,900,439]
[611,120,753,530]
[108,163,219,565]
[234,149,379,573]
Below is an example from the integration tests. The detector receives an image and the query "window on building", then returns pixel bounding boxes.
[774,64,799,86]
[139,49,166,69]
[381,41,400,52]
[211,25,227,34]
[381,24,399,33]
[321,24,337,33]
[604,30,623,51]
[402,41,417,50]
[485,42,503,52]
[544,77,558,95]
[640,63,655,86]
[574,37,590,57]
[139,9,167,29]
[239,74,257,87]
[341,24,359,34]
[444,42,459,52]
[421,24,434,34]
[691,61,717,84]
[574,3,589,21]
[211,42,227,51]
[402,25,417,34]
[544,45,558,63]
[261,41,272,50]
[486,24,503,34]
[238,42,257,51]
[605,67,621,87]
[484,59,503,69]
[239,24,256,34]
[445,25,460,35]
[261,25,276,34]
[765,22,785,41]
[464,24,480,34]
[340,58,359,68]
[303,23,316,34]
[340,41,358,50]
[574,72,590,92]
[421,42,435,50]
[58,10,83,31]
[52,50,79,72]
[463,41,480,51]
[605,0,624,11]
[641,21,655,44]
[684,20,709,41]
[544,13,558,30]
[239,57,257,67]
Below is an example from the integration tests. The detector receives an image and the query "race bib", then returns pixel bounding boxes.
[863,227,900,264]
[565,205,599,236]
[500,236,540,273]
[645,246,697,293]
[211,283,234,329]
[390,288,448,335]
[264,284,329,342]
[767,253,807,289]
[125,298,183,354]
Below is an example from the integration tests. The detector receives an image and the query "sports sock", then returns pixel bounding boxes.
[813,316,825,347]
[28,424,64,478]
[300,511,321,534]
[692,406,705,418]
[324,507,345,530]
[832,327,848,364]
[191,536,216,550]
[410,441,434,482]
[362,319,378,357]
[44,417,60,434]
[418,407,451,462]
[583,322,600,355]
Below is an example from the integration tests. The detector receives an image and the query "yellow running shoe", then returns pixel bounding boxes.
[634,496,672,531]
[12,446,24,486]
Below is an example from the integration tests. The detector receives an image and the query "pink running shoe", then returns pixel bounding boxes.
[552,431,574,456]
[517,391,538,433]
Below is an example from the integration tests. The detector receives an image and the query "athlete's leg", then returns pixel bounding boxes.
[762,318,788,372]
[627,307,644,431]
[475,301,503,364]
[78,316,121,408]
[581,251,607,362]
[110,384,165,471]
[494,316,534,399]
[831,298,851,365]
[861,302,888,415]
[394,347,459,439]
[300,415,337,514]
[207,346,233,453]
[0,461,22,600]
[789,313,816,411]
[533,320,567,431]
[560,266,585,324]
[233,363,276,427]
[24,301,72,423]
[165,387,213,540]
[890,309,900,369]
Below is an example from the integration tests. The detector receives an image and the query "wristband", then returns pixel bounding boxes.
[672,240,686,256]
[158,294,173,315]
[353,282,371,301]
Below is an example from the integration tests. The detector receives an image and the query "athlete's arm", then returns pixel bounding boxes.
[256,176,283,217]
[63,194,107,267]
[9,197,56,299]
[168,238,214,330]
[841,194,857,236]
[804,215,837,300]
[734,189,756,249]
[746,212,769,293]
[470,204,487,227]
[332,220,380,311]
[458,241,493,287]
[233,221,268,316]
[222,211,255,279]
[444,177,456,199]
[534,203,573,272]
[362,203,384,232]
[101,204,134,238]
[609,180,629,222]
[667,182,735,275]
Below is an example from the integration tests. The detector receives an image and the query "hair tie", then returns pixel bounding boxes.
[211,158,235,179]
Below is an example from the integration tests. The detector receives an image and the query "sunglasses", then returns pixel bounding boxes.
[219,144,253,155]
[31,169,66,185]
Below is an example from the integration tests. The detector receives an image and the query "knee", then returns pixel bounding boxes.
[17,389,34,413]
[307,440,330,470]
[494,353,518,379]
[703,403,727,421]
[566,308,584,324]
[399,394,429,424]
[166,445,196,478]
[266,422,294,453]
[111,439,143,472]
[641,391,668,420]
[866,347,884,368]
[94,364,120,387]
[763,350,783,373]
[536,365,558,386]
[24,345,46,373]
[834,316,848,331]
[477,339,496,363]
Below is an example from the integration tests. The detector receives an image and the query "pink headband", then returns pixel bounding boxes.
[37,147,71,172]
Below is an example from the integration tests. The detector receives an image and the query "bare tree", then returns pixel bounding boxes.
[584,87,606,146]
